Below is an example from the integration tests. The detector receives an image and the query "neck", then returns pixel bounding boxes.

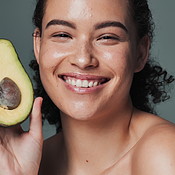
[60,103,135,174]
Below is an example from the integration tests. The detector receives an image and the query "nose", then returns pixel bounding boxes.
[69,41,99,70]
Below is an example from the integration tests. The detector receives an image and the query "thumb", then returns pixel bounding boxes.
[29,97,43,139]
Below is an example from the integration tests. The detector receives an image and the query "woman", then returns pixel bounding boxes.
[0,0,175,174]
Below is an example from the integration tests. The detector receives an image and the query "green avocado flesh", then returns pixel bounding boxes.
[0,39,34,127]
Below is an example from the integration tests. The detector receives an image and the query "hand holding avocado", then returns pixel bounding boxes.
[0,98,43,175]
[0,39,43,174]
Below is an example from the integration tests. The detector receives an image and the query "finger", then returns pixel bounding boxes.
[29,97,43,139]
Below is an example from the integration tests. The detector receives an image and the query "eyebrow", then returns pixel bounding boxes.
[45,19,128,33]
[45,19,76,29]
[94,21,128,33]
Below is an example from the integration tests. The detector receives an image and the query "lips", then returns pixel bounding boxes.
[59,74,110,88]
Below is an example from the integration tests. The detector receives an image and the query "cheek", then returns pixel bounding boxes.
[38,42,71,72]
[99,45,136,74]
[39,44,56,68]
[38,44,59,90]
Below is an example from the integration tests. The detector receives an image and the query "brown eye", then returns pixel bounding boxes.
[52,33,71,38]
[96,34,121,45]
[51,32,73,43]
[52,32,72,39]
[98,35,119,41]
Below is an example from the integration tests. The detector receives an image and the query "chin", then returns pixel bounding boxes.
[61,105,100,121]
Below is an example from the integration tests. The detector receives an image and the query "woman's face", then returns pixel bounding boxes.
[34,0,149,120]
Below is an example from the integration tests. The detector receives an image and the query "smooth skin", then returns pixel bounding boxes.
[1,0,175,175]
[34,0,175,174]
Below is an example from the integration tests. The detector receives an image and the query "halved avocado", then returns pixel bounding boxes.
[0,39,33,127]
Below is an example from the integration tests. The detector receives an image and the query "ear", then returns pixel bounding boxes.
[33,28,41,64]
[135,36,150,73]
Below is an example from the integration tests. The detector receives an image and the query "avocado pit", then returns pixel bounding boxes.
[0,77,21,110]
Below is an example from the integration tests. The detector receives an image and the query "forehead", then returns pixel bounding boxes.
[43,0,131,26]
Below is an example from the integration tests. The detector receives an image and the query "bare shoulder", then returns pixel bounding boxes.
[132,113,175,175]
[39,132,63,175]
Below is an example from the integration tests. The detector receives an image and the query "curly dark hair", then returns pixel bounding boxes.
[30,0,174,131]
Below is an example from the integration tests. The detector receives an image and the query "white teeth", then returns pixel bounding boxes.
[72,79,76,86]
[82,80,89,88]
[76,79,82,87]
[68,79,72,84]
[66,78,100,88]
[88,81,93,87]
[93,81,98,87]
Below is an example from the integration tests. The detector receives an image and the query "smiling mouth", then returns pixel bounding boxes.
[59,75,110,88]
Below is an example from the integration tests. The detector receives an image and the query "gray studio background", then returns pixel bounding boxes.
[0,0,175,139]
